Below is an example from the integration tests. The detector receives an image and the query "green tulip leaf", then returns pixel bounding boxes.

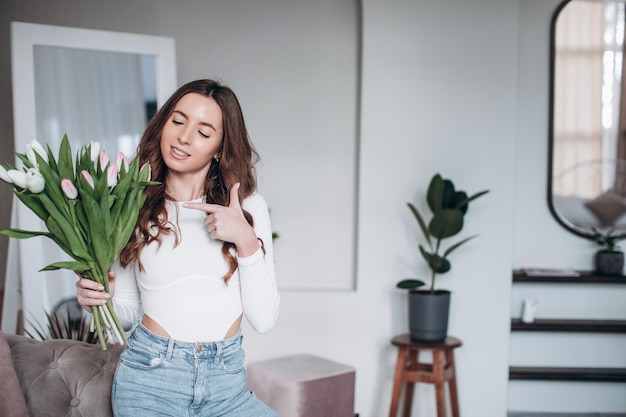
[80,191,112,271]
[57,135,75,181]
[0,228,53,240]
[15,153,32,169]
[14,191,49,221]
[40,261,92,272]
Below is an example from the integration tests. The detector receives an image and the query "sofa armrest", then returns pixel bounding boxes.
[7,334,123,417]
[0,331,29,417]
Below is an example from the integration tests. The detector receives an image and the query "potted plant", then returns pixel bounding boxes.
[591,226,625,276]
[397,173,489,342]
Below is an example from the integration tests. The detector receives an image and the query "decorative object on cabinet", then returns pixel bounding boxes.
[520,267,579,277]
[521,298,538,324]
[510,270,626,383]
[591,226,625,275]
[397,173,489,342]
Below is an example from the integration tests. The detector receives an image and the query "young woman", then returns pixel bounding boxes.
[75,79,280,416]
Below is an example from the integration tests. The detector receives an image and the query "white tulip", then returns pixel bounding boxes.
[7,169,28,189]
[26,168,45,193]
[0,165,11,183]
[26,148,37,168]
[26,139,48,167]
[89,141,101,163]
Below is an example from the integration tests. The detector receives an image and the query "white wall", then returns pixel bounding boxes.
[246,0,519,415]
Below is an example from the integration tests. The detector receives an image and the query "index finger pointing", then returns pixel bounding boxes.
[182,201,221,213]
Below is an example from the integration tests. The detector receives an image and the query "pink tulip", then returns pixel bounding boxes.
[99,151,110,170]
[80,170,94,189]
[116,152,129,173]
[61,178,78,199]
[107,165,118,188]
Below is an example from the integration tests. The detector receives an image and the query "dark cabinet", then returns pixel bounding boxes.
[509,270,626,383]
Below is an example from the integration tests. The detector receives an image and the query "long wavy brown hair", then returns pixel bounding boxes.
[119,79,259,283]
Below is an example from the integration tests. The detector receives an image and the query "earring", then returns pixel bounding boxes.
[214,155,221,163]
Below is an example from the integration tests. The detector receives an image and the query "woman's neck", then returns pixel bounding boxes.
[165,175,205,202]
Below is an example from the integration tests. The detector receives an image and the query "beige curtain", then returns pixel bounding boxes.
[33,46,149,158]
[553,1,604,199]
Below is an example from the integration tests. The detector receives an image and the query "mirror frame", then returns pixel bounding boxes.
[545,0,626,240]
[2,21,177,334]
[11,21,177,151]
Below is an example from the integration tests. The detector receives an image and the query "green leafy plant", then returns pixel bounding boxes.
[591,226,625,251]
[26,306,100,344]
[397,173,489,293]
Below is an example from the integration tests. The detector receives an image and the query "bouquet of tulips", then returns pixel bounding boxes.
[0,135,156,349]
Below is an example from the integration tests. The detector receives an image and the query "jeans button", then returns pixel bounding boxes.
[195,345,202,353]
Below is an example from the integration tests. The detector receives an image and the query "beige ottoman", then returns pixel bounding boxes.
[246,354,356,417]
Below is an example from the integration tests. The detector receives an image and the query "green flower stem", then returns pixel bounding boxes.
[102,300,127,344]
[87,265,127,349]
[91,306,106,350]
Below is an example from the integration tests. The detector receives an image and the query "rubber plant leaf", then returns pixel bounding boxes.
[429,209,464,239]
[407,202,432,248]
[426,174,445,213]
[396,279,426,289]
[442,235,478,258]
[419,245,451,273]
[440,179,456,209]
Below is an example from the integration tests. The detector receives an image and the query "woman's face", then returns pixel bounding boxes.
[160,92,223,179]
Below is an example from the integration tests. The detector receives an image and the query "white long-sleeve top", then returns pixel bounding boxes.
[111,193,280,342]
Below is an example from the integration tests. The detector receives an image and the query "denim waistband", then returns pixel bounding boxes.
[129,320,243,360]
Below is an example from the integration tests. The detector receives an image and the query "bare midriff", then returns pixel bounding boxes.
[141,313,243,341]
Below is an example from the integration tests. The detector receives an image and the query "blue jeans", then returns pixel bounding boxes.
[112,322,278,417]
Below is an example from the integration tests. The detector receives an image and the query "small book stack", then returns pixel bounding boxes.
[520,268,581,277]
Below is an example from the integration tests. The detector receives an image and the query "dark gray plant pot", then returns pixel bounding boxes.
[408,290,451,342]
[594,249,624,276]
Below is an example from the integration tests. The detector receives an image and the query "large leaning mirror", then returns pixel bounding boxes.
[549,0,626,239]
[1,22,176,334]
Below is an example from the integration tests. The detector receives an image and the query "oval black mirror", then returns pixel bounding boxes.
[548,0,626,239]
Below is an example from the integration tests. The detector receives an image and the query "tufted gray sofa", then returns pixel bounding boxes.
[1,332,123,417]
